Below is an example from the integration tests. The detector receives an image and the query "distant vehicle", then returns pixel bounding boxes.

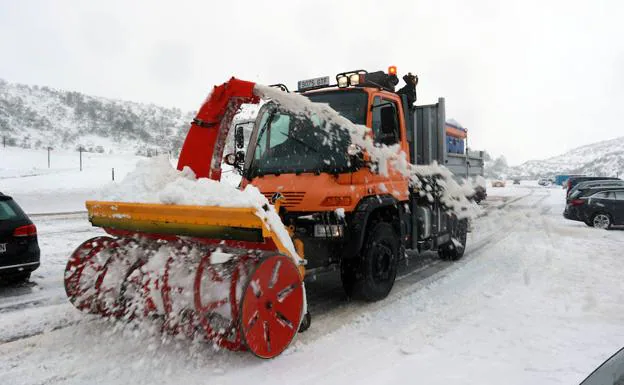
[512,178,521,185]
[564,188,624,229]
[579,346,624,384]
[566,176,621,196]
[537,178,551,186]
[0,192,40,283]
[568,179,624,199]
[491,180,506,187]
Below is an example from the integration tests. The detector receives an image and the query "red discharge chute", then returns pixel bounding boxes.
[177,78,259,180]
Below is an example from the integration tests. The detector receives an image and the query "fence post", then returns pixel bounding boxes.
[47,147,51,168]
[112,168,115,181]
[79,147,83,171]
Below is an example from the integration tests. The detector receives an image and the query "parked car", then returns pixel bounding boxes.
[564,188,624,229]
[491,180,506,187]
[568,179,624,200]
[580,346,624,384]
[566,176,621,196]
[513,178,521,185]
[537,178,552,186]
[0,192,40,283]
[564,186,623,223]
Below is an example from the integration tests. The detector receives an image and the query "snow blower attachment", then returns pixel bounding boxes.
[64,79,307,359]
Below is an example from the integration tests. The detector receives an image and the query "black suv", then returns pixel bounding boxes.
[568,179,624,199]
[0,192,40,283]
[566,176,621,196]
[564,188,624,229]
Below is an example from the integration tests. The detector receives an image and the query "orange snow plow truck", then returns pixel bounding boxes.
[64,67,485,359]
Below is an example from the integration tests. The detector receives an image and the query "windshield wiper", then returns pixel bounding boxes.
[279,131,319,153]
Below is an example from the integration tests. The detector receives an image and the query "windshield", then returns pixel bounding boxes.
[306,90,368,125]
[246,104,351,177]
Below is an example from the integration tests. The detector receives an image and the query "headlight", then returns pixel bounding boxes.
[337,75,349,88]
[349,73,360,86]
[314,224,344,238]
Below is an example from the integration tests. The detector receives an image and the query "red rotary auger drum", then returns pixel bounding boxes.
[64,236,305,359]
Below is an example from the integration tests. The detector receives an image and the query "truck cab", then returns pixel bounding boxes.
[229,68,484,301]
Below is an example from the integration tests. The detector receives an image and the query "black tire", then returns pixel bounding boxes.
[591,212,612,230]
[298,311,311,333]
[341,222,399,302]
[439,217,468,261]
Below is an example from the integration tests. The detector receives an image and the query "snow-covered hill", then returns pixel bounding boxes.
[487,137,624,178]
[0,78,194,156]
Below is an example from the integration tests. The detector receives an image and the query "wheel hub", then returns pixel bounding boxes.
[594,214,610,229]
[372,243,392,282]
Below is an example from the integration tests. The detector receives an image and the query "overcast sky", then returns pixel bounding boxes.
[1,0,622,165]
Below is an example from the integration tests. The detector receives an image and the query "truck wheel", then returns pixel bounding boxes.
[439,218,468,261]
[341,222,399,302]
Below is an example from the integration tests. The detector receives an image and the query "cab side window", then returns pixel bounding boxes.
[372,96,400,146]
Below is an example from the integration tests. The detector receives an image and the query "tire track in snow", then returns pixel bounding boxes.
[304,189,545,341]
[1,189,544,348]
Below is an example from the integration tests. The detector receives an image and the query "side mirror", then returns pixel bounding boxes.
[224,151,245,172]
[235,150,245,164]
[224,153,237,166]
[235,124,245,149]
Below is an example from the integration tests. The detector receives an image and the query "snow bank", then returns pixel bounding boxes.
[98,156,300,260]
[255,85,480,218]
[99,156,259,207]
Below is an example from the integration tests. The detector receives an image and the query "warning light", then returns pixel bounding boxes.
[388,65,397,76]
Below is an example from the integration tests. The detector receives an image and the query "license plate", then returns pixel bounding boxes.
[298,76,330,91]
[0,243,6,253]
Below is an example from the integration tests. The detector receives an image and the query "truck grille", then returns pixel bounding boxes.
[262,192,306,208]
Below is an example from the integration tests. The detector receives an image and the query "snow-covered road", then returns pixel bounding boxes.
[1,185,623,385]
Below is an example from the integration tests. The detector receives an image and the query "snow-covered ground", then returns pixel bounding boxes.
[1,169,623,384]
[1,147,144,213]
[0,147,242,213]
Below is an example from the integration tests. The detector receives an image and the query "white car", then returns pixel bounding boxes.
[491,180,506,188]
[537,178,551,186]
